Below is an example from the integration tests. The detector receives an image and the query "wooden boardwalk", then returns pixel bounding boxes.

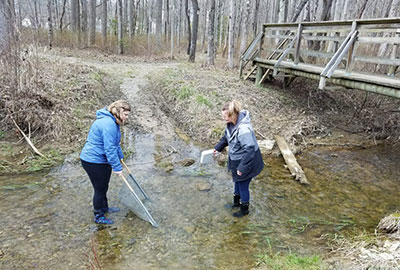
[240,18,400,99]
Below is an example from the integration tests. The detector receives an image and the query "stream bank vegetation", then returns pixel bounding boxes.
[0,45,121,174]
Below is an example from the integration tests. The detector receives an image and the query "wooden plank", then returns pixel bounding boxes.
[357,36,400,44]
[302,35,346,42]
[275,135,309,185]
[259,69,272,84]
[253,58,400,89]
[263,17,400,29]
[244,65,257,80]
[266,34,295,40]
[274,48,335,59]
[354,55,400,66]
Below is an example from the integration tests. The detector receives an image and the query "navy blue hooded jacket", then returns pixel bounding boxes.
[80,108,124,171]
[214,110,264,182]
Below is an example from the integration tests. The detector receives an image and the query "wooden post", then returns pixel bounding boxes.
[256,65,263,85]
[346,21,358,74]
[389,29,400,76]
[275,135,309,185]
[294,23,303,65]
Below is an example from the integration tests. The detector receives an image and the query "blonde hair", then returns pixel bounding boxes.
[222,100,241,124]
[108,100,131,125]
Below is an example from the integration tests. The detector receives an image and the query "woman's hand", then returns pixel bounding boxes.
[237,170,243,176]
[114,170,123,176]
[213,149,218,156]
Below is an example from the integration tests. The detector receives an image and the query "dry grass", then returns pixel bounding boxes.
[0,45,121,173]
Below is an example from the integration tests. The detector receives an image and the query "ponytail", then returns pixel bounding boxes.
[108,100,131,125]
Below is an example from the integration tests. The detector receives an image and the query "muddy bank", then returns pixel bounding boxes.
[146,61,400,152]
[0,49,123,174]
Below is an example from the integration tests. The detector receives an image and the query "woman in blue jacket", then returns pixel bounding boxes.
[80,100,131,224]
[214,100,264,218]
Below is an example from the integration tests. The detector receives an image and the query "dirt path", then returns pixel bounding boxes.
[46,52,178,137]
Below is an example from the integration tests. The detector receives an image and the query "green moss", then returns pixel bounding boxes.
[24,149,63,172]
[195,94,212,107]
[176,86,193,100]
[256,253,326,270]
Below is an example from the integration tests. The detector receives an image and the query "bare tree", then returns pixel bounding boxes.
[189,0,199,62]
[185,0,191,55]
[207,0,215,65]
[102,0,107,47]
[227,0,236,68]
[59,0,67,31]
[128,0,134,38]
[47,0,54,49]
[290,0,309,22]
[118,0,123,54]
[252,0,260,37]
[239,0,250,55]
[378,0,400,57]
[81,0,88,45]
[278,0,288,23]
[89,0,96,45]
[155,0,162,42]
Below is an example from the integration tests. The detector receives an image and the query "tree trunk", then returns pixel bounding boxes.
[165,0,170,42]
[102,0,107,47]
[1,0,15,52]
[207,0,216,65]
[118,0,123,54]
[81,0,88,45]
[155,0,162,42]
[189,0,199,62]
[227,0,235,69]
[290,0,309,22]
[170,2,174,59]
[128,0,134,38]
[47,0,54,49]
[71,0,78,31]
[278,0,288,23]
[59,0,67,31]
[239,0,250,56]
[185,0,191,55]
[252,0,260,37]
[200,0,208,52]
[378,0,400,57]
[89,0,96,45]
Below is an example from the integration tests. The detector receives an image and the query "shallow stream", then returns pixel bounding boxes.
[1,131,400,269]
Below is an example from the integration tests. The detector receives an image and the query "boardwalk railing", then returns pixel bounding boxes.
[240,18,400,99]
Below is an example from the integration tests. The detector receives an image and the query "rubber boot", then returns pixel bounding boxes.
[94,213,114,225]
[232,203,249,218]
[225,194,241,209]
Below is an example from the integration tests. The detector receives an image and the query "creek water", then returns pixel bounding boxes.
[1,131,400,269]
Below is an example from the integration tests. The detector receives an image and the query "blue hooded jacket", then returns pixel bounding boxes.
[214,110,264,182]
[80,108,124,171]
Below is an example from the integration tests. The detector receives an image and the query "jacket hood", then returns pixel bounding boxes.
[96,108,116,122]
[226,110,251,139]
[237,110,251,125]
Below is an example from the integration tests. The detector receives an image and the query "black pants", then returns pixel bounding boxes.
[81,159,112,215]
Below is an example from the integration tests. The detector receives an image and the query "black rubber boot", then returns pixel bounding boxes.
[225,194,241,209]
[232,203,249,218]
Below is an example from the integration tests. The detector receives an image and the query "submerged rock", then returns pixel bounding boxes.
[195,181,211,191]
[176,158,195,167]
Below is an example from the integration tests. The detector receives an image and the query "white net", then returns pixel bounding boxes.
[119,175,158,227]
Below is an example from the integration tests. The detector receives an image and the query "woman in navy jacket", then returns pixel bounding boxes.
[214,100,264,218]
[80,100,131,224]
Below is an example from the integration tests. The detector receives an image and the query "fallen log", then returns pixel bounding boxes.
[275,135,309,185]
